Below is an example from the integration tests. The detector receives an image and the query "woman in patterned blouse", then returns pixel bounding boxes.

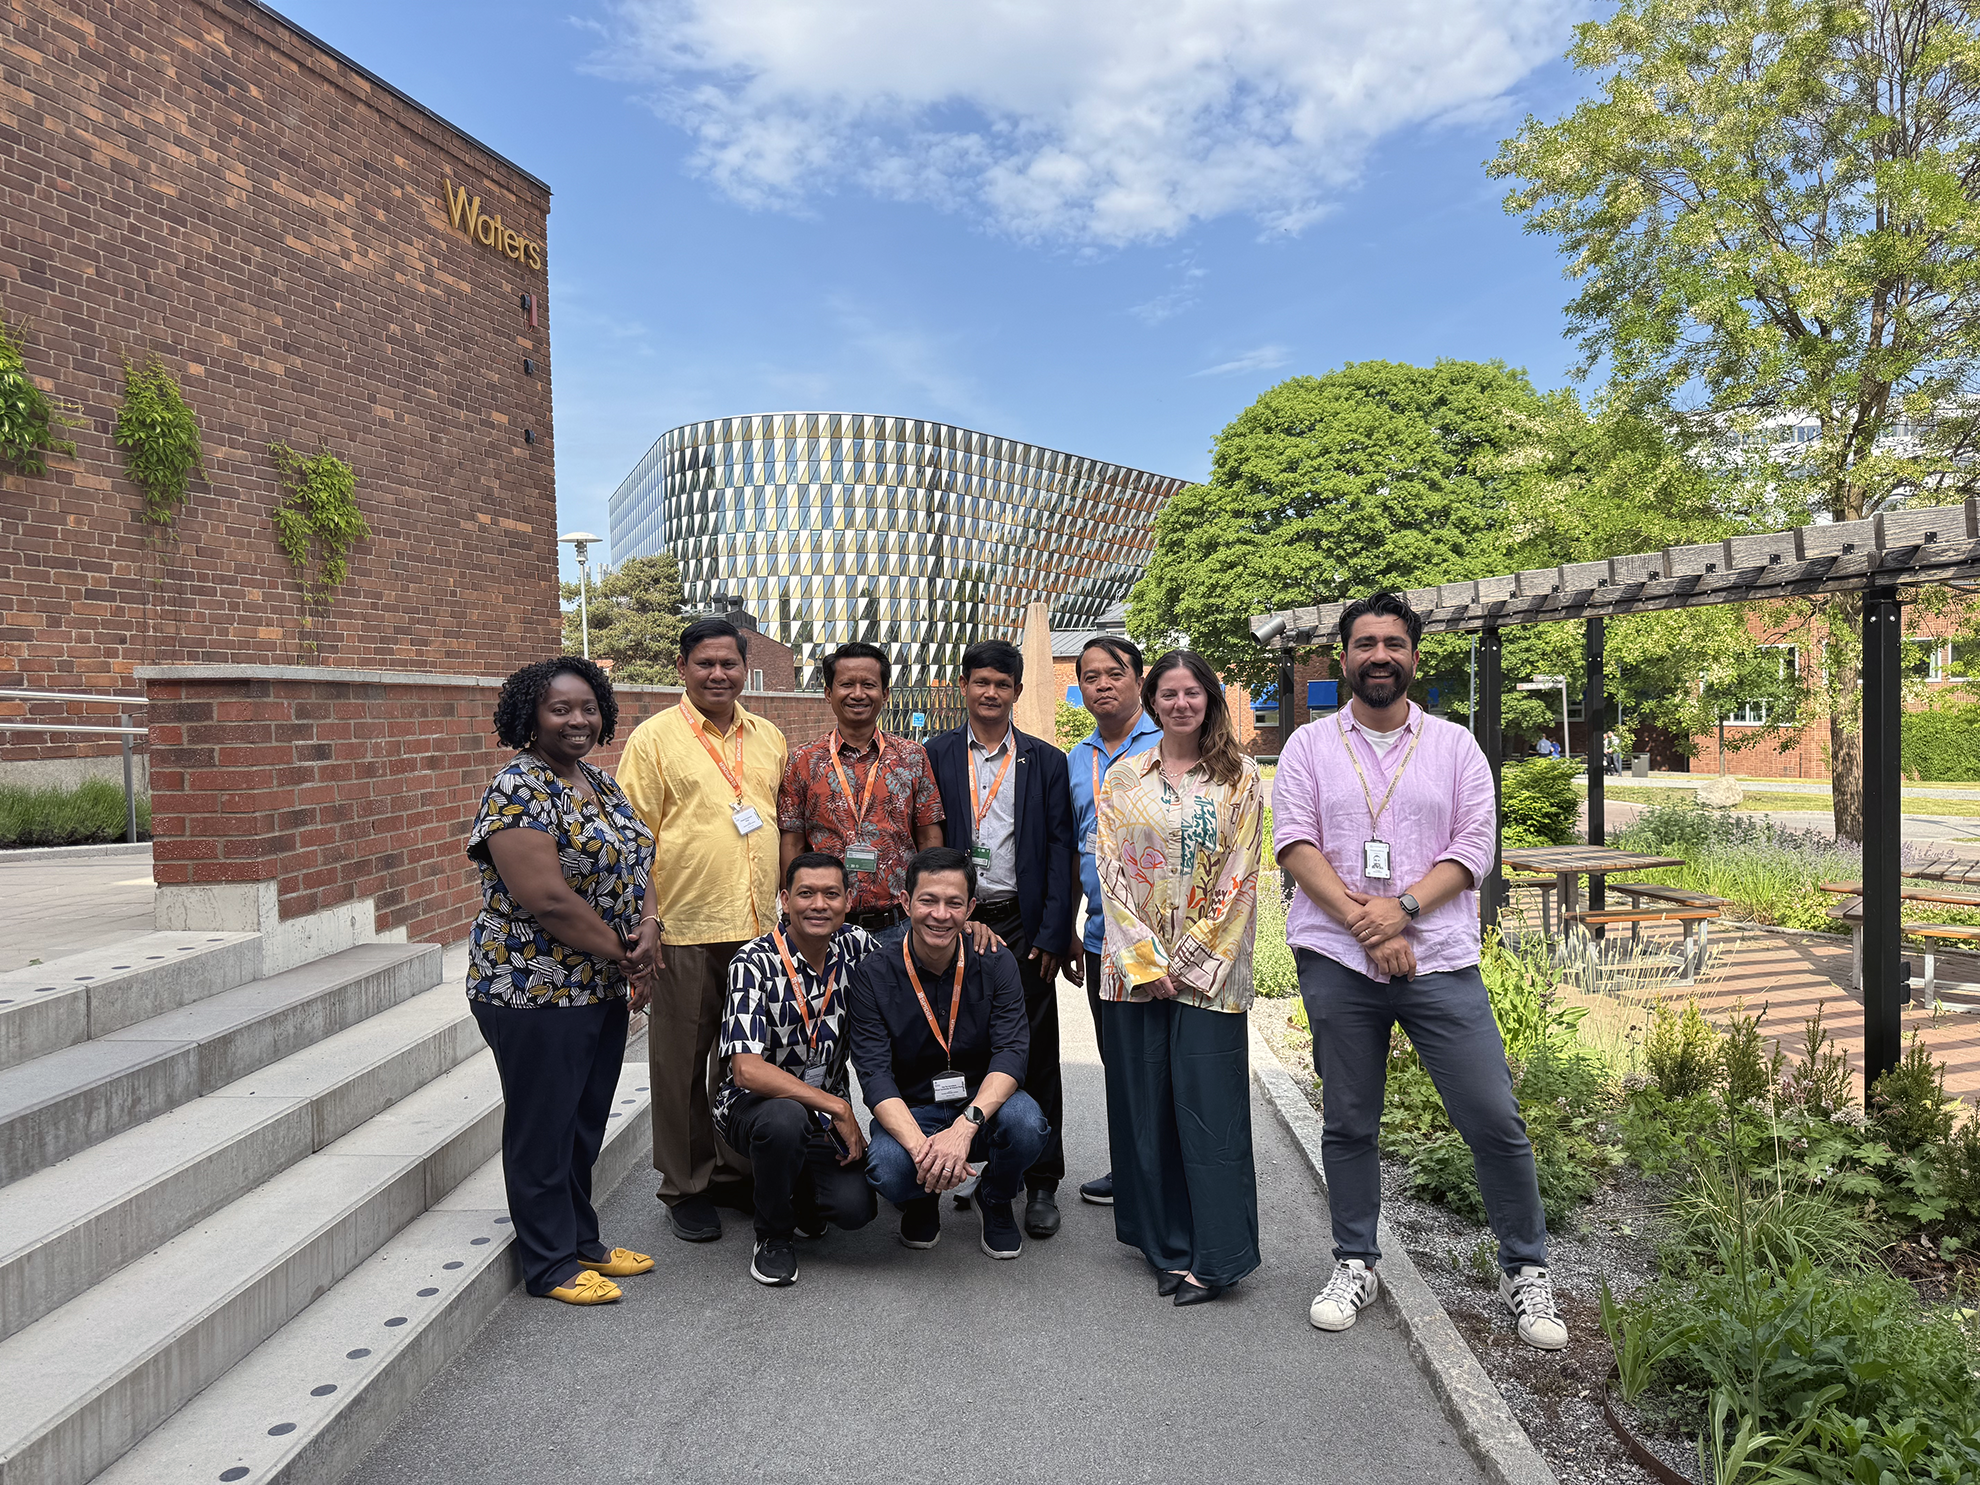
[1095,649,1264,1307]
[466,656,660,1306]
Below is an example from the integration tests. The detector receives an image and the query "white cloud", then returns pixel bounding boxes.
[1192,344,1292,378]
[1130,254,1209,325]
[594,0,1574,245]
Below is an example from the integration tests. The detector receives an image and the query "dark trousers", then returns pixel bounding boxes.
[866,1090,1052,1209]
[1295,950,1548,1273]
[973,898,1063,1189]
[1102,997,1259,1288]
[649,940,752,1204]
[470,996,628,1296]
[1085,949,1106,1056]
[725,1092,877,1241]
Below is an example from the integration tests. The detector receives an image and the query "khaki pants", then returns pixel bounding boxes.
[649,940,751,1204]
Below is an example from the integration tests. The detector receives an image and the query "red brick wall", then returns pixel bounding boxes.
[142,667,835,945]
[1,0,557,766]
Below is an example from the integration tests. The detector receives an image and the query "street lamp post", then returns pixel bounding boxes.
[557,531,602,659]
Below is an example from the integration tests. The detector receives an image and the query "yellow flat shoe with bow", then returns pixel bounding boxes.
[545,1269,622,1305]
[579,1247,654,1277]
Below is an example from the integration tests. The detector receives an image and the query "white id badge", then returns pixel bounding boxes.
[1082,829,1098,856]
[845,844,879,873]
[802,1063,828,1088]
[1363,839,1393,880]
[931,1071,968,1104]
[731,803,764,836]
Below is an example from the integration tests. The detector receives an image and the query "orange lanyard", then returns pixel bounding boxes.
[827,731,885,836]
[972,734,1015,834]
[901,938,964,1063]
[681,702,745,801]
[772,928,837,1057]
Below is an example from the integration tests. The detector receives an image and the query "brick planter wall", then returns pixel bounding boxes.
[141,665,834,960]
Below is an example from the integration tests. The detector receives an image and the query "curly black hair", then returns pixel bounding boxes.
[492,655,619,749]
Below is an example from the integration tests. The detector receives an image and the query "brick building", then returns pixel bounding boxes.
[1,0,558,779]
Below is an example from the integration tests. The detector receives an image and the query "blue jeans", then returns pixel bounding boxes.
[865,1090,1051,1209]
[1295,951,1548,1274]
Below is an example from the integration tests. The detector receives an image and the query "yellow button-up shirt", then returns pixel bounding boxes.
[616,698,787,946]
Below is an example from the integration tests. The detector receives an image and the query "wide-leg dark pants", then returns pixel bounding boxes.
[973,900,1063,1190]
[1102,997,1259,1288]
[470,995,628,1296]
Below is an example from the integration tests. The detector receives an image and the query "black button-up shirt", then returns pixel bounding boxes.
[847,935,1028,1109]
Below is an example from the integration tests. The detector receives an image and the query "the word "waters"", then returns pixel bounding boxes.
[443,180,544,269]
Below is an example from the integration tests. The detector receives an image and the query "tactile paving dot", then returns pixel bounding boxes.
[442,1261,463,1270]
[220,1470,249,1481]
[267,1423,296,1436]
[110,964,130,970]
[417,1287,438,1297]
[346,1348,371,1359]
[494,1217,511,1225]
[310,1384,337,1397]
[471,1237,490,1245]
[384,1316,408,1327]
[620,1097,634,1104]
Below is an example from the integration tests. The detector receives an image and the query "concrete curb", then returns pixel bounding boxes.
[0,840,151,862]
[1249,1021,1558,1485]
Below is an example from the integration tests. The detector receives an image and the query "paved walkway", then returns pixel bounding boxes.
[348,982,1486,1485]
[0,846,154,972]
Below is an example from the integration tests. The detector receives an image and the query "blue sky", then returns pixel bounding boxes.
[275,0,1598,583]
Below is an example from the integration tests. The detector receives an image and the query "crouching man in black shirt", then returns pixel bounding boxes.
[848,847,1050,1259]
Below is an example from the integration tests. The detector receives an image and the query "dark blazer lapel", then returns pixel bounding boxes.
[1011,731,1030,840]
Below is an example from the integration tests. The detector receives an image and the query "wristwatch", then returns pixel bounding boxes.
[1398,893,1421,919]
[961,1104,986,1128]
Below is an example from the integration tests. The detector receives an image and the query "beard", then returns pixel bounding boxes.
[1347,660,1413,709]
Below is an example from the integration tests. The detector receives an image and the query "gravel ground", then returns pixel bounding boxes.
[1254,996,1702,1485]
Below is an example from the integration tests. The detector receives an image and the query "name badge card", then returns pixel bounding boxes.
[1363,839,1393,880]
[846,844,880,873]
[732,803,764,836]
[969,845,992,868]
[932,1071,968,1104]
[1082,829,1098,856]
[802,1063,829,1088]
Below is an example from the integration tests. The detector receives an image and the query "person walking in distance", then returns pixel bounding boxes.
[923,640,1076,1239]
[618,616,789,1243]
[1274,593,1566,1350]
[1062,636,1161,1207]
[777,642,944,936]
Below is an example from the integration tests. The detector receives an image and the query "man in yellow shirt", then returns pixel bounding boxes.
[618,616,788,1242]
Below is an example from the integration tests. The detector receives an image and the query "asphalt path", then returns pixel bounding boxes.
[349,978,1485,1485]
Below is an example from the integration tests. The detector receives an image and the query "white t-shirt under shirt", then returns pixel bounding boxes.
[1352,719,1406,754]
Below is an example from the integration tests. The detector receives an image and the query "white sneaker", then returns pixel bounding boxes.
[1499,1265,1568,1351]
[1309,1259,1379,1331]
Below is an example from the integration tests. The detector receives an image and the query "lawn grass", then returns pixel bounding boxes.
[0,780,150,847]
[1586,783,1980,817]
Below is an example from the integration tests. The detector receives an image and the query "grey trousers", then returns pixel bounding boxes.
[649,940,751,1203]
[1295,950,1548,1273]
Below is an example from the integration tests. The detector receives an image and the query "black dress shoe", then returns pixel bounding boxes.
[1173,1279,1224,1307]
[667,1194,722,1243]
[1024,1187,1061,1238]
[1157,1271,1186,1297]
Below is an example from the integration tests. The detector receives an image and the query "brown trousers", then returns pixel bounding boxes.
[649,939,752,1204]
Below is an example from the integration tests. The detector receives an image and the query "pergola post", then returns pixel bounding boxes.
[1277,648,1297,755]
[1479,625,1505,929]
[1584,620,1606,931]
[1861,586,1905,1085]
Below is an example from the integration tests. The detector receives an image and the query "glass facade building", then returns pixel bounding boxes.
[607,411,1184,688]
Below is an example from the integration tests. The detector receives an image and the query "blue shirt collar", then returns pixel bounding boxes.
[1078,712,1162,762]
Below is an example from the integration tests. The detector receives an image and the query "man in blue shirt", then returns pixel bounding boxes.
[1062,636,1162,1208]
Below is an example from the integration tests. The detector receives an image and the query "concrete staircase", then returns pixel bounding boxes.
[0,934,654,1485]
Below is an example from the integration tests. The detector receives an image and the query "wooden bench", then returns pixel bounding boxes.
[1828,895,1980,1008]
[1504,874,1561,935]
[1607,882,1729,912]
[1562,907,1720,984]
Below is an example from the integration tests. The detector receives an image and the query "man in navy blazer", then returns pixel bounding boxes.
[924,639,1077,1238]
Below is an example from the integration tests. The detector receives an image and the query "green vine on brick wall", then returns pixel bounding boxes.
[0,315,82,476]
[270,441,370,613]
[117,356,204,528]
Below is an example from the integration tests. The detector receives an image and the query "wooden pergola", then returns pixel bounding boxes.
[1250,498,1980,1082]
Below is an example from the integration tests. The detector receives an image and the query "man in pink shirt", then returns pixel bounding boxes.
[1273,592,1567,1352]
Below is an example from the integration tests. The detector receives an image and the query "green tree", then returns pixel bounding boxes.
[562,553,685,685]
[1128,360,1546,690]
[1491,0,1980,839]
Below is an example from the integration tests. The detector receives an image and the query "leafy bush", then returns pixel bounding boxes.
[1869,1036,1955,1154]
[1055,699,1096,752]
[0,780,150,846]
[1500,757,1582,848]
[1644,997,1721,1100]
[1662,1162,1876,1274]
[117,355,203,527]
[1720,1003,1784,1107]
[1615,802,1862,928]
[1903,702,1980,783]
[0,312,81,475]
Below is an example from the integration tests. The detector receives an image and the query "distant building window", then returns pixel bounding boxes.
[1728,644,1798,725]
[748,669,765,693]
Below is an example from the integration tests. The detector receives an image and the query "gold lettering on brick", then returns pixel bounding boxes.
[442,178,543,271]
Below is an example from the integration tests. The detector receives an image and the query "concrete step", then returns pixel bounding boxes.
[0,942,440,1186]
[0,1052,504,1485]
[0,985,481,1343]
[92,1059,655,1485]
[0,933,262,1074]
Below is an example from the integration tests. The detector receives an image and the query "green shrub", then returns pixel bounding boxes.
[0,780,150,846]
[1615,803,1860,927]
[1903,702,1980,783]
[1253,874,1299,998]
[1644,997,1721,1100]
[1720,1003,1784,1107]
[0,312,81,475]
[1870,1035,1956,1154]
[117,355,204,528]
[1661,1162,1876,1274]
[1500,757,1582,848]
[1054,699,1096,752]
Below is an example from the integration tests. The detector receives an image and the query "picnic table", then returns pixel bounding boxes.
[1817,880,1980,1006]
[1502,845,1719,982]
[1500,846,1689,918]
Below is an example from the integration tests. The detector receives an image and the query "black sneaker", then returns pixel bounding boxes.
[1079,1173,1115,1205]
[899,1196,941,1249]
[750,1237,797,1287]
[667,1194,721,1243]
[978,1198,1023,1259]
[795,1213,829,1240]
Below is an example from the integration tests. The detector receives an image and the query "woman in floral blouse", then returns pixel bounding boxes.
[466,656,659,1306]
[1095,649,1264,1306]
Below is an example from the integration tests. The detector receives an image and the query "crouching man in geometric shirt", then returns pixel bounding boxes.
[714,852,882,1288]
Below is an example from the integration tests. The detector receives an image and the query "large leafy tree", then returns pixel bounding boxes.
[1128,360,1545,690]
[1491,0,1980,839]
[560,553,685,685]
